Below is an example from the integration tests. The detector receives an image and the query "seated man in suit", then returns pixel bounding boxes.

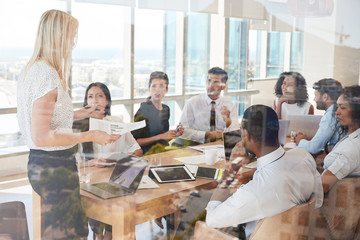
[295,78,343,154]
[206,105,323,239]
[176,67,239,145]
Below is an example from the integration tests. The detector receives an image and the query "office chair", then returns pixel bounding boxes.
[308,176,360,240]
[194,221,238,240]
[250,195,315,240]
[0,201,29,240]
[193,195,315,240]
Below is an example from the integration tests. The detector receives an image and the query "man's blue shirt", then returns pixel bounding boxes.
[298,104,339,154]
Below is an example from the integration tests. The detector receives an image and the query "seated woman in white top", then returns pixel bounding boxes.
[73,82,142,240]
[322,85,360,193]
[274,72,314,120]
[73,82,142,162]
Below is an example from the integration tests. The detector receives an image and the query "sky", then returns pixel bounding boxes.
[0,0,163,50]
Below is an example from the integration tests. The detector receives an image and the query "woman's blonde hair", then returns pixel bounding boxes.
[25,9,78,90]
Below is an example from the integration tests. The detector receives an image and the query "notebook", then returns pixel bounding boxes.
[287,115,322,138]
[278,120,290,145]
[81,153,148,199]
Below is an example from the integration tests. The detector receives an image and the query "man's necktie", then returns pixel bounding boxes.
[210,101,216,132]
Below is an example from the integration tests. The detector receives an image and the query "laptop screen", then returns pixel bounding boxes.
[222,129,242,162]
[287,115,322,138]
[278,120,290,145]
[109,154,148,190]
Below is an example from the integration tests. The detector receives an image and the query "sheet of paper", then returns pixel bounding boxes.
[189,145,225,158]
[175,155,206,164]
[138,175,160,189]
[175,154,223,165]
[89,118,146,134]
[190,145,224,152]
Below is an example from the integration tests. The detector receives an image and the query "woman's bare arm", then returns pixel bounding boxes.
[31,88,119,147]
[321,170,339,193]
[136,130,176,147]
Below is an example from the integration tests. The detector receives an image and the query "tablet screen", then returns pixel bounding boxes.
[151,166,195,182]
[196,167,218,179]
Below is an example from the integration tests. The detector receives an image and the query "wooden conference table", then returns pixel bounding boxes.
[32,142,256,240]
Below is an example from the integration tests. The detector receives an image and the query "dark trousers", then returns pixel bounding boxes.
[28,146,88,239]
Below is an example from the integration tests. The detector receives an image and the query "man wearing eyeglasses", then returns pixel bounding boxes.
[177,67,239,145]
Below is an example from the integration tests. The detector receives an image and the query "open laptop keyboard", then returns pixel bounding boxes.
[93,182,127,194]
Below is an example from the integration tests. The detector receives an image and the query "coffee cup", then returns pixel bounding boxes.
[205,148,218,165]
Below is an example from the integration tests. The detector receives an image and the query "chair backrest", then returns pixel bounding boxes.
[193,221,239,240]
[0,201,29,240]
[250,195,316,240]
[310,176,360,240]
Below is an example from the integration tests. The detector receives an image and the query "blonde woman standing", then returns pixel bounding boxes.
[17,10,119,239]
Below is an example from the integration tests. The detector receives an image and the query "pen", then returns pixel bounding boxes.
[175,122,183,136]
[176,122,181,131]
[85,106,101,111]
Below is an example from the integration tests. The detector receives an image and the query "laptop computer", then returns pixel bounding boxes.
[287,115,322,138]
[278,120,290,145]
[222,129,242,162]
[81,153,148,199]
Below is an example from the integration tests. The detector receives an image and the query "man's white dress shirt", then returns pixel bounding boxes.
[180,93,239,143]
[206,147,323,239]
[324,128,360,179]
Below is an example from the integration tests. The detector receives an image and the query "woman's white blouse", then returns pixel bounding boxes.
[324,128,360,179]
[17,61,75,151]
[281,101,311,120]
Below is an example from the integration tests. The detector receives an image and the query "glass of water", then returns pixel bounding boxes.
[75,144,91,183]
[290,131,297,143]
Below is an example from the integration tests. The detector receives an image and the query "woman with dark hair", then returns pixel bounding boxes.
[132,71,183,155]
[273,72,289,111]
[74,82,142,162]
[73,82,142,239]
[274,72,288,96]
[86,82,112,115]
[274,71,314,119]
[321,85,360,193]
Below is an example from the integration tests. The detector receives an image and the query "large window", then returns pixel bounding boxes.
[0,0,66,153]
[72,2,125,102]
[290,32,304,73]
[184,13,210,93]
[267,32,286,78]
[164,12,177,95]
[228,19,248,115]
[228,18,247,91]
[248,30,263,79]
[134,8,164,98]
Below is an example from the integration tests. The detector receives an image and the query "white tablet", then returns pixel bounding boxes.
[149,166,195,183]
